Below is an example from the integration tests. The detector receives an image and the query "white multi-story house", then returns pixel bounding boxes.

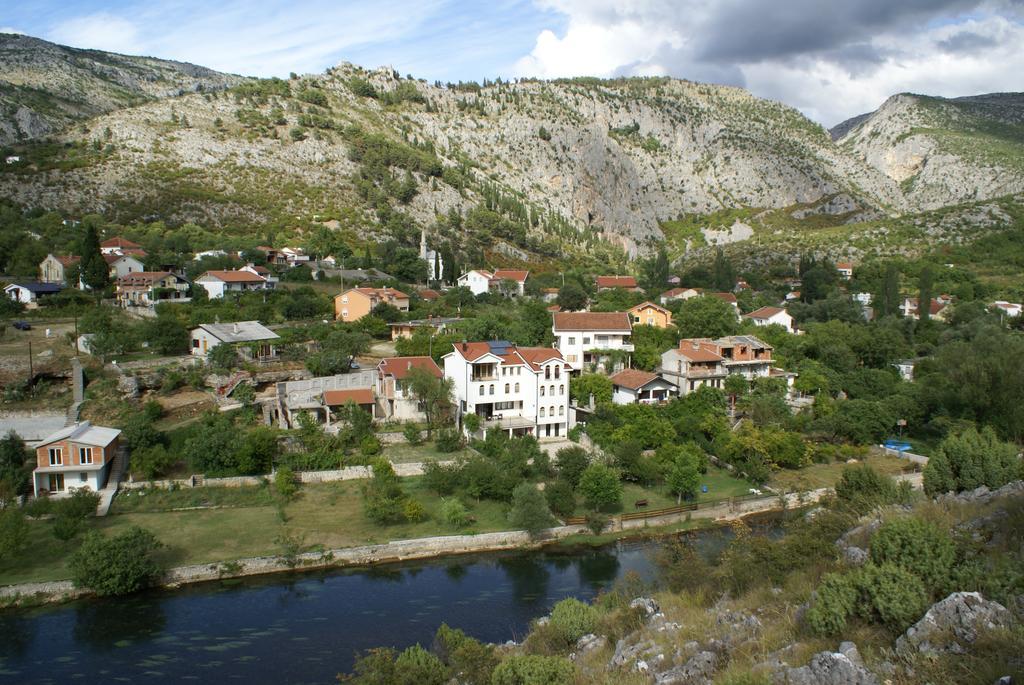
[195,270,273,299]
[104,253,146,280]
[443,340,570,440]
[551,311,633,373]
[456,269,529,296]
[609,369,678,405]
[660,335,784,394]
[743,306,796,332]
[377,356,444,421]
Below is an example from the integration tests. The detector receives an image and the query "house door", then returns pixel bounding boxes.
[202,338,208,353]
[48,473,64,492]
[545,424,551,437]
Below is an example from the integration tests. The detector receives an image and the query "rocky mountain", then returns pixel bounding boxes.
[833,92,1024,211]
[0,33,244,144]
[1,35,1021,260]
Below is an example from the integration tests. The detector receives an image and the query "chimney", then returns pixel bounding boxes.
[461,341,467,351]
[407,361,412,370]
[233,322,239,335]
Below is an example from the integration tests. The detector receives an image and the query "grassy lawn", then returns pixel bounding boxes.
[768,451,914,492]
[619,467,753,512]
[0,477,513,586]
[381,440,474,464]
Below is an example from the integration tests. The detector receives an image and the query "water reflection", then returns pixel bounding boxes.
[496,555,550,607]
[575,550,620,588]
[0,612,34,659]
[72,599,166,652]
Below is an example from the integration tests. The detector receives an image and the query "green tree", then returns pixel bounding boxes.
[79,220,109,293]
[0,507,29,558]
[548,597,597,644]
[711,248,735,292]
[0,431,32,497]
[555,281,588,311]
[577,464,622,511]
[918,264,934,322]
[666,456,701,504]
[491,655,574,685]
[641,246,671,294]
[569,373,612,406]
[306,329,371,376]
[834,465,899,514]
[923,426,1021,495]
[554,446,590,488]
[406,366,454,438]
[869,517,955,592]
[144,311,189,354]
[674,295,738,338]
[875,263,901,318]
[508,482,555,538]
[69,526,163,596]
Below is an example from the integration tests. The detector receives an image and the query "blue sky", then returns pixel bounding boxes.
[3,1,1022,125]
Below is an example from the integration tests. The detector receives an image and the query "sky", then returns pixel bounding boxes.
[3,0,1023,126]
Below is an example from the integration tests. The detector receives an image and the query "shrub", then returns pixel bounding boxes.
[403,423,423,445]
[923,427,1021,495]
[834,465,898,514]
[548,597,597,644]
[423,459,460,496]
[806,572,858,636]
[577,464,622,511]
[393,644,448,685]
[360,435,382,456]
[584,512,609,535]
[132,444,175,480]
[544,480,576,517]
[275,466,298,500]
[508,482,555,538]
[0,507,28,557]
[869,517,955,592]
[403,499,426,523]
[69,526,163,596]
[441,498,470,527]
[435,428,463,453]
[856,562,929,632]
[491,654,574,685]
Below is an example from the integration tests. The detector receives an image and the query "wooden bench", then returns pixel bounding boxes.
[634,499,649,509]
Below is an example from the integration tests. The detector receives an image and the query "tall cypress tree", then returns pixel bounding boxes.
[876,263,901,318]
[918,264,934,321]
[79,222,109,292]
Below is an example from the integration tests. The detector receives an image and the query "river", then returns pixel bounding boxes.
[0,519,777,684]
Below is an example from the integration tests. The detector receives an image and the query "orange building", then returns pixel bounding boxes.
[628,301,673,328]
[334,287,410,322]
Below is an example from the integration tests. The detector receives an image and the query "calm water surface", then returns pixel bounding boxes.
[0,521,773,685]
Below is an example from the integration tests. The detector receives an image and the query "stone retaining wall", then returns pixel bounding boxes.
[123,460,454,489]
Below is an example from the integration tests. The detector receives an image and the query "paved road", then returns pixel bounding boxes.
[0,411,66,444]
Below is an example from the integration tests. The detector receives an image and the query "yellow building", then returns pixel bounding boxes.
[628,301,673,328]
[334,287,410,322]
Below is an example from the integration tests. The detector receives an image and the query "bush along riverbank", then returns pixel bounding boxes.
[336,471,1024,685]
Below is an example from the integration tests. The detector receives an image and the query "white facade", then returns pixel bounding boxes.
[457,270,494,296]
[745,307,795,332]
[195,271,271,299]
[551,312,634,373]
[106,255,145,279]
[993,301,1022,318]
[443,342,569,440]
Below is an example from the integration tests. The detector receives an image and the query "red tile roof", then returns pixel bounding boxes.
[323,388,374,406]
[117,271,173,286]
[552,311,632,331]
[609,368,661,390]
[745,306,786,319]
[661,287,701,298]
[674,339,724,362]
[596,275,638,289]
[629,301,670,315]
[55,255,81,266]
[202,270,266,283]
[708,292,737,304]
[449,342,566,370]
[492,269,529,283]
[101,236,142,249]
[347,287,409,299]
[418,288,440,300]
[836,262,854,270]
[378,356,442,380]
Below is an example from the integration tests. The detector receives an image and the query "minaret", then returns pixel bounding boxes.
[420,229,428,261]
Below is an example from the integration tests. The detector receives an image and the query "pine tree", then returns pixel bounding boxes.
[79,221,109,293]
[918,264,934,322]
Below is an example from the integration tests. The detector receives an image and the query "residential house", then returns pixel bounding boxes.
[900,297,949,321]
[190,321,279,361]
[281,247,311,267]
[377,356,444,421]
[595,275,640,292]
[785,290,801,302]
[744,306,796,332]
[443,340,570,439]
[273,370,378,427]
[324,388,376,420]
[456,269,529,296]
[836,262,854,279]
[628,301,673,328]
[993,301,1022,319]
[552,311,633,373]
[389,317,462,341]
[334,287,410,322]
[195,269,272,299]
[660,287,702,305]
[660,335,780,394]
[4,281,62,306]
[609,369,678,405]
[38,254,80,285]
[32,422,121,496]
[418,288,441,302]
[259,246,287,265]
[100,236,146,257]
[104,253,146,280]
[659,339,728,395]
[894,359,918,382]
[115,272,190,308]
[193,249,229,260]
[708,292,742,319]
[5,155,20,164]
[240,263,279,286]
[540,288,560,303]
[733,279,752,293]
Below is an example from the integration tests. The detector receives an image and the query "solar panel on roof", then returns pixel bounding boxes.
[487,340,513,354]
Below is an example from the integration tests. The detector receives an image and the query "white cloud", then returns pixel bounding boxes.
[48,13,144,55]
[512,1,1024,126]
[0,27,27,35]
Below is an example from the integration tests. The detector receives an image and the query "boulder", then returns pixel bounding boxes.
[842,546,868,566]
[571,633,608,661]
[774,648,878,685]
[630,596,661,618]
[896,592,1014,656]
[610,637,657,669]
[654,651,718,685]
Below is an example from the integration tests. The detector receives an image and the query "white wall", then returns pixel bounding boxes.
[197,280,226,299]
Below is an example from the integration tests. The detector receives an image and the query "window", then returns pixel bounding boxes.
[559,385,565,395]
[489,384,495,395]
[48,448,62,466]
[558,406,564,416]
[540,386,545,396]
[549,385,555,395]
[192,339,199,348]
[555,366,560,379]
[545,367,551,380]
[79,447,93,465]
[514,383,520,392]
[568,337,576,345]
[539,407,546,418]
[583,336,591,345]
[479,386,485,396]
[341,296,349,303]
[79,473,87,482]
[504,383,510,393]
[549,405,555,417]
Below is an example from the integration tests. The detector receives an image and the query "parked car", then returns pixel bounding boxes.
[12,321,31,331]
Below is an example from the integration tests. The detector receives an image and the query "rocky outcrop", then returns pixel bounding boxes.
[935,480,1024,506]
[896,592,1015,656]
[773,642,878,685]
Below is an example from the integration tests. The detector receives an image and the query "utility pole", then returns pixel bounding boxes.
[27,340,33,382]
[73,315,79,357]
